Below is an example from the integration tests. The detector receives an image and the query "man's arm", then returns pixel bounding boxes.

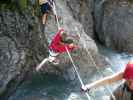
[67,34,80,40]
[82,71,124,91]
[51,28,64,43]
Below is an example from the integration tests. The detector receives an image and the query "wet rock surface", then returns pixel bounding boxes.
[41,0,109,81]
[0,10,48,99]
[94,0,133,53]
[66,0,94,38]
[0,0,108,99]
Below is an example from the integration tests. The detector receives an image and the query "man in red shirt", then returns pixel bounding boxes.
[36,28,79,71]
[48,28,78,63]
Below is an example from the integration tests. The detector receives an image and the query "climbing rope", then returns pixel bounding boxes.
[52,1,115,100]
[52,2,91,100]
[52,1,60,29]
[65,47,91,100]
[77,34,116,100]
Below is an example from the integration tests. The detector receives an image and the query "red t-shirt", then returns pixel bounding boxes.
[49,28,74,53]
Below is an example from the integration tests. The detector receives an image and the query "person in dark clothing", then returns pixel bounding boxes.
[110,82,133,100]
[39,0,54,32]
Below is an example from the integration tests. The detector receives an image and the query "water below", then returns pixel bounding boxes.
[9,44,133,100]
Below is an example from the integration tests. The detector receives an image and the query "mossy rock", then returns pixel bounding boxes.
[19,0,28,9]
[128,0,133,3]
[0,0,28,11]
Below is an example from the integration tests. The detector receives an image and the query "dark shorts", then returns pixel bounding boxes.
[40,3,51,14]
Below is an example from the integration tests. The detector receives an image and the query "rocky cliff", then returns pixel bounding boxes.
[66,0,94,38]
[0,0,109,99]
[94,0,133,53]
[0,8,48,99]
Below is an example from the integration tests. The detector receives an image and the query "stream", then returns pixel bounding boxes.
[9,44,133,100]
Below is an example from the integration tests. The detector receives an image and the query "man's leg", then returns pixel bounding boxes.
[42,13,48,32]
[40,2,50,32]
[36,58,49,71]
[48,50,59,65]
[42,13,48,25]
[48,56,60,65]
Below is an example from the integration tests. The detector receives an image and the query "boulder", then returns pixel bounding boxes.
[0,10,48,99]
[41,0,109,81]
[0,0,108,98]
[94,0,133,53]
[65,0,94,37]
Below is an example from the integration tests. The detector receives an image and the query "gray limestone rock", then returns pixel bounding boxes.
[0,0,108,98]
[94,0,133,53]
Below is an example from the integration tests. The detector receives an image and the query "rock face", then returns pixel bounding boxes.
[65,0,94,38]
[94,0,133,53]
[0,0,108,99]
[42,0,108,81]
[0,10,48,99]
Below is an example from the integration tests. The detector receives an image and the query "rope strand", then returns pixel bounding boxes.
[52,2,60,29]
[51,1,115,100]
[52,2,92,99]
[80,37,116,100]
[65,47,91,100]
